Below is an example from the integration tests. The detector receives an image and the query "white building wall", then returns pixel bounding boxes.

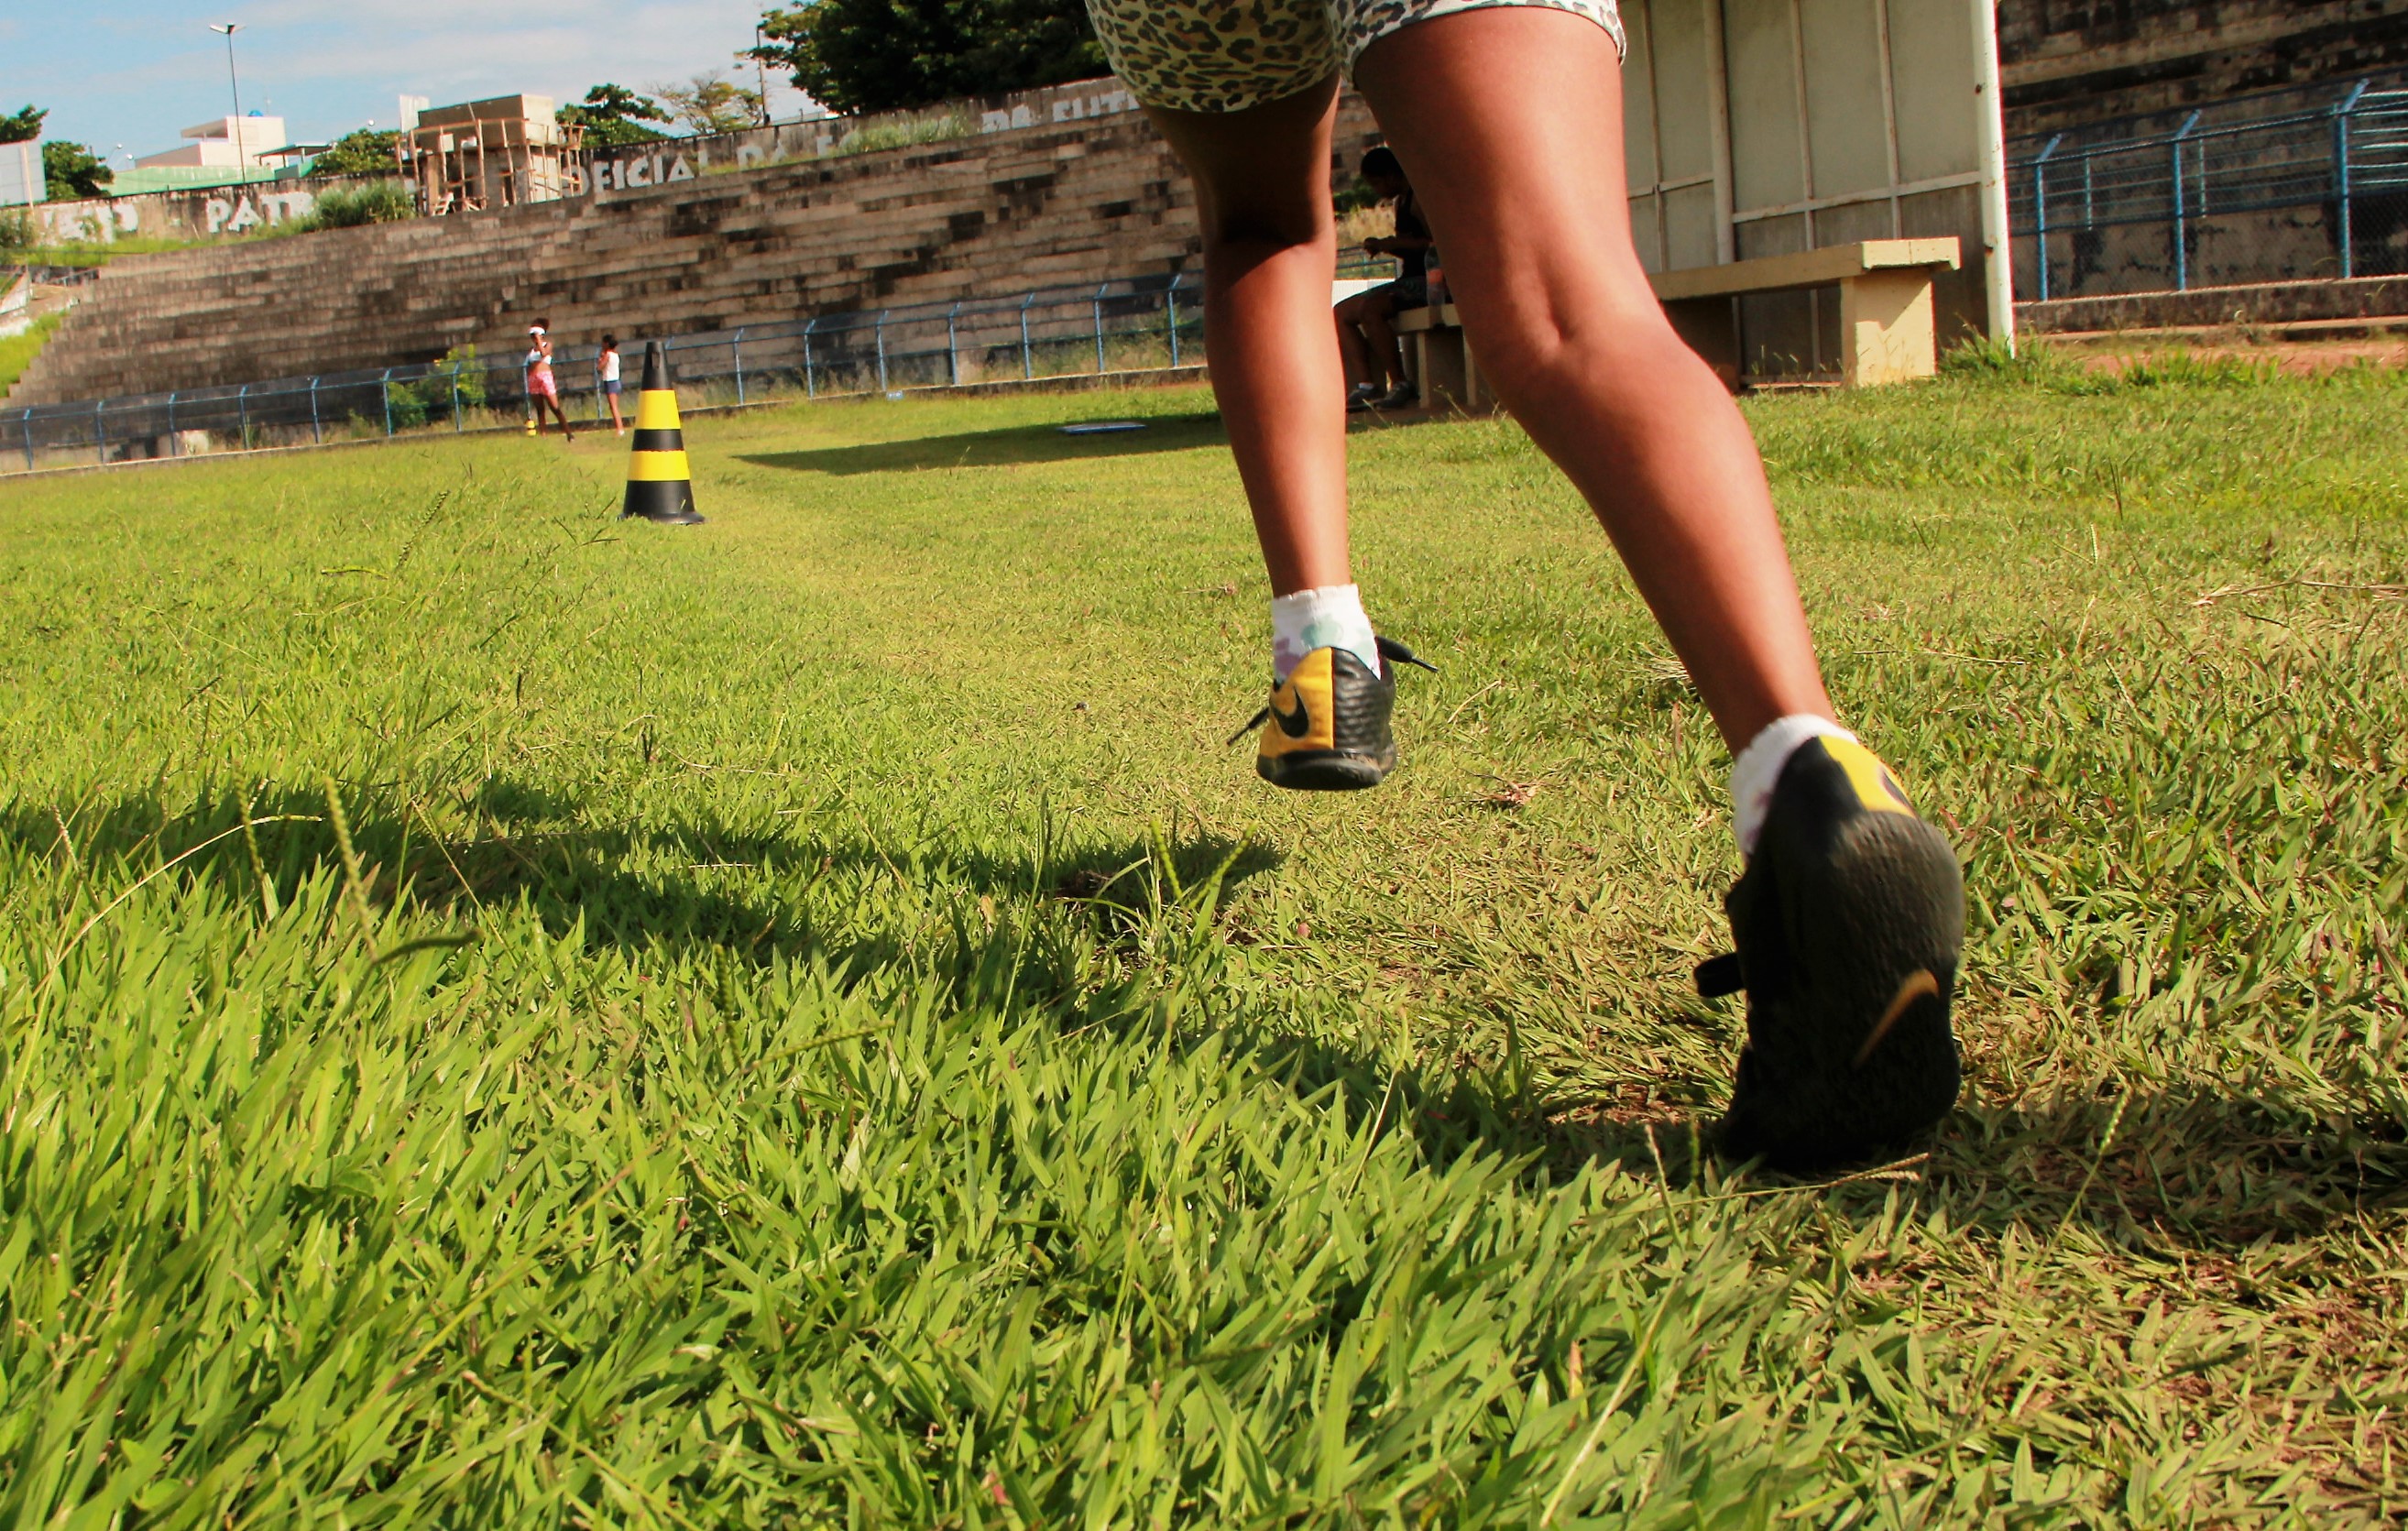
[136,116,288,170]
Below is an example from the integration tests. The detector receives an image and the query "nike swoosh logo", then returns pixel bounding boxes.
[1271,692,1310,738]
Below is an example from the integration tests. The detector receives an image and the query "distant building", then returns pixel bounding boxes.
[137,114,290,170]
[105,113,307,197]
[403,95,581,215]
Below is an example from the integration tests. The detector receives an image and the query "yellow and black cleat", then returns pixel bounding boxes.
[622,341,704,525]
[1697,738,1965,1171]
[1229,636,1435,792]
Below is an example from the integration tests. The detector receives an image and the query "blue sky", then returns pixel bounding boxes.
[2,2,815,165]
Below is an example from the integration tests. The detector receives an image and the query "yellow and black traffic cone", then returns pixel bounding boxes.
[622,342,704,525]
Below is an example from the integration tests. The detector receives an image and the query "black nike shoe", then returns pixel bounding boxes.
[1229,637,1435,792]
[1697,737,1965,1171]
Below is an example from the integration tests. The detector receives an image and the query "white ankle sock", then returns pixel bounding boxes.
[1731,714,1857,857]
[1271,585,1381,680]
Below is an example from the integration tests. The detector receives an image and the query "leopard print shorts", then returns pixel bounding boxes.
[1086,0,1625,115]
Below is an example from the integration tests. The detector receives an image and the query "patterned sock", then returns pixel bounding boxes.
[1730,714,1858,857]
[1270,585,1381,681]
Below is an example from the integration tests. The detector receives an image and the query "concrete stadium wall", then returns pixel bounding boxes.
[31,180,350,246]
[28,77,1158,252]
[2018,272,2408,334]
[1998,0,2408,136]
[7,98,1381,408]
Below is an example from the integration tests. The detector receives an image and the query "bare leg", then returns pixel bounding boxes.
[607,391,625,433]
[1334,295,1374,390]
[1148,79,1351,596]
[1358,10,1832,748]
[1360,294,1407,390]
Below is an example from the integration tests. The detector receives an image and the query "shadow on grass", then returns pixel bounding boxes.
[11,786,2401,1251]
[2,780,1281,968]
[733,414,1224,476]
[1234,1027,2407,1251]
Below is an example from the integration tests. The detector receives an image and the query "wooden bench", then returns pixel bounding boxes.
[1393,237,1962,406]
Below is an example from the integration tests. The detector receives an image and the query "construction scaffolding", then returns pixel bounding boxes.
[401,95,583,216]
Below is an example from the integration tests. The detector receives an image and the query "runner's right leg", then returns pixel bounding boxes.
[1357,7,1964,1167]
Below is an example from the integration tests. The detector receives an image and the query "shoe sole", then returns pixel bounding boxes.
[1720,811,1964,1170]
[1258,749,1392,792]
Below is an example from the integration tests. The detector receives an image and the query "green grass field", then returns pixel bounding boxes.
[1,361,2403,1526]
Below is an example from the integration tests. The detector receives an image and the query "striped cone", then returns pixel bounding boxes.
[621,342,704,525]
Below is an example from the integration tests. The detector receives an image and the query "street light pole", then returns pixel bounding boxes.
[209,24,246,172]
[753,23,771,126]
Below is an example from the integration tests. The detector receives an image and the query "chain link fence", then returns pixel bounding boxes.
[4,273,1216,476]
[2010,78,2408,303]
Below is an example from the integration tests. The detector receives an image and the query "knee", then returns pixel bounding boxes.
[1199,191,1329,257]
[1471,291,1693,405]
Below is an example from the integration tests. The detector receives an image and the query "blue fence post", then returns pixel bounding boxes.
[237,385,251,449]
[804,315,819,398]
[2031,135,2063,302]
[1166,280,1180,366]
[2335,81,2368,280]
[93,399,106,464]
[874,311,890,393]
[1019,292,1034,379]
[166,391,179,455]
[309,377,323,443]
[449,367,462,432]
[2171,110,2201,291]
[945,301,961,387]
[733,328,748,405]
[1091,282,1108,373]
[19,409,31,472]
[380,368,395,436]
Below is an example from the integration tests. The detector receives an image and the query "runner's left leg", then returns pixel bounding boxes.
[1148,79,1434,789]
[1146,78,1352,601]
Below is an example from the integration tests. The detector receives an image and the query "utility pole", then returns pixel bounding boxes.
[210,23,246,172]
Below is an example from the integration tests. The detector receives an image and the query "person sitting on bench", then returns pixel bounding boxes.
[1335,147,1432,411]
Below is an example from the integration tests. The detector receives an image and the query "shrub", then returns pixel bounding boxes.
[833,112,973,157]
[382,376,429,430]
[437,344,487,410]
[380,344,488,431]
[303,181,414,231]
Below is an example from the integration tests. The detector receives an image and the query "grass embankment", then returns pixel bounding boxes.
[13,235,275,268]
[0,366,2402,1525]
[0,311,60,396]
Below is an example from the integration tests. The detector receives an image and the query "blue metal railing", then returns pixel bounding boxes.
[2010,80,2408,301]
[5,272,1209,473]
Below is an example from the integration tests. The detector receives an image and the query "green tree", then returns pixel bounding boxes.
[0,104,44,145]
[43,141,113,201]
[750,0,1105,115]
[314,127,400,177]
[652,72,764,135]
[557,83,672,148]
